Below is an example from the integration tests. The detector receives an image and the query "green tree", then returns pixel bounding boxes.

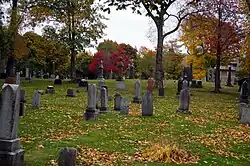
[76,51,93,77]
[137,46,155,76]
[20,0,107,79]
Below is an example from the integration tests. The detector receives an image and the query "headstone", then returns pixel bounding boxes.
[176,78,182,95]
[142,91,153,116]
[176,83,191,114]
[226,66,233,87]
[120,98,129,115]
[191,79,197,88]
[84,84,99,120]
[25,67,30,80]
[114,93,122,111]
[147,78,153,93]
[100,87,109,113]
[129,60,134,79]
[239,103,248,120]
[54,79,62,85]
[78,79,88,91]
[97,60,104,80]
[58,147,77,166]
[66,88,76,97]
[32,91,41,108]
[45,85,55,94]
[40,70,43,79]
[133,79,141,103]
[109,69,113,79]
[239,104,250,125]
[16,72,20,85]
[240,81,249,104]
[116,81,126,91]
[0,84,24,165]
[197,80,203,88]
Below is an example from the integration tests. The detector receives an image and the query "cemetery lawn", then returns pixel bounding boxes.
[1,79,250,165]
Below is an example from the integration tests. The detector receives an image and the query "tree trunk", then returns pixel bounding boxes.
[6,0,18,77]
[215,55,221,92]
[155,25,164,96]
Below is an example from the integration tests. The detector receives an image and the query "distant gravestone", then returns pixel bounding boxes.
[54,78,62,85]
[120,98,129,115]
[32,91,41,108]
[239,104,250,125]
[197,80,203,88]
[66,88,76,97]
[100,87,109,113]
[46,85,55,94]
[133,79,141,103]
[16,72,20,85]
[142,91,153,116]
[78,79,88,91]
[0,84,24,165]
[58,147,77,166]
[84,84,99,120]
[177,81,191,114]
[116,81,126,90]
[226,66,233,87]
[114,93,122,111]
[240,81,249,104]
[25,67,30,80]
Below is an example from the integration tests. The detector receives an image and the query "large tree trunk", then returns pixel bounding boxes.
[155,25,164,96]
[6,0,18,77]
[215,55,221,92]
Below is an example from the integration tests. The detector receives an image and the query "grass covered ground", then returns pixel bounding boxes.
[1,79,249,165]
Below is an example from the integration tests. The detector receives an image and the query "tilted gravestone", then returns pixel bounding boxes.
[66,88,76,97]
[114,93,122,111]
[133,79,141,104]
[84,84,99,120]
[240,81,249,104]
[142,91,153,116]
[177,80,191,114]
[32,91,41,108]
[100,87,109,113]
[120,98,129,115]
[58,147,77,166]
[0,84,24,165]
[239,103,250,125]
[45,85,55,94]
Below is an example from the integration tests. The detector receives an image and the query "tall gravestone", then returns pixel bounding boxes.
[227,66,233,87]
[100,87,109,113]
[133,79,141,103]
[142,91,153,116]
[109,69,113,79]
[16,72,20,85]
[129,60,134,79]
[120,98,129,115]
[0,84,24,165]
[177,80,191,114]
[25,68,30,80]
[84,84,99,120]
[32,91,41,108]
[97,60,104,80]
[240,81,249,104]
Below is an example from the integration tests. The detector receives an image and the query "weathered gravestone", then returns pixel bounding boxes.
[114,93,122,111]
[239,103,250,125]
[240,81,249,104]
[142,91,153,116]
[84,84,99,120]
[32,91,41,108]
[177,80,191,114]
[66,88,76,97]
[120,98,129,115]
[25,67,30,80]
[45,85,55,94]
[133,79,141,103]
[100,87,109,113]
[0,84,24,165]
[58,147,77,166]
[16,72,20,85]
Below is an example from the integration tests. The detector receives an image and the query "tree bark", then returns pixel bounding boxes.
[155,25,164,96]
[6,0,18,77]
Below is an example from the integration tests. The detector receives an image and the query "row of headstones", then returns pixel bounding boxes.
[239,80,250,125]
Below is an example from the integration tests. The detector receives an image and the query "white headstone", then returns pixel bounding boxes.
[32,91,41,108]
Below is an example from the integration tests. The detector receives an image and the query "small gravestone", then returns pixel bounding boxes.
[197,80,203,88]
[177,80,191,114]
[240,81,249,104]
[100,87,109,113]
[116,81,126,90]
[32,91,41,108]
[114,93,122,111]
[58,147,77,166]
[54,78,62,85]
[133,79,141,103]
[84,84,99,120]
[176,78,182,95]
[191,79,197,88]
[240,104,250,125]
[142,91,153,116]
[120,98,129,115]
[16,72,20,85]
[0,84,24,165]
[46,85,55,94]
[66,88,76,97]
